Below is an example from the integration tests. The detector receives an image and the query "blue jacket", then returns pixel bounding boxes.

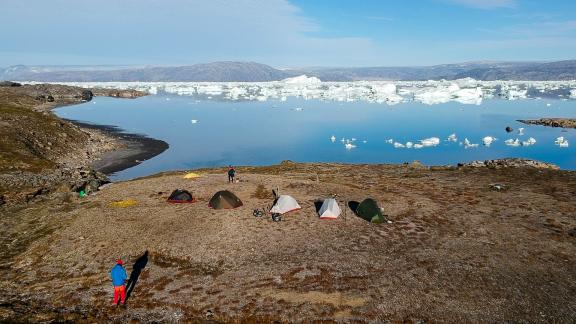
[110,264,127,286]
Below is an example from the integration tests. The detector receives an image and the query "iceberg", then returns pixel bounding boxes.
[393,142,405,148]
[464,138,479,148]
[413,144,424,149]
[282,75,322,84]
[522,137,536,146]
[571,89,576,99]
[330,135,336,142]
[345,143,356,150]
[406,141,414,148]
[555,137,569,148]
[505,138,521,147]
[447,133,458,142]
[420,137,440,147]
[482,136,496,146]
[518,128,525,136]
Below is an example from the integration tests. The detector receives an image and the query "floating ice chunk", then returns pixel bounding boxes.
[464,138,479,148]
[518,128,525,135]
[413,144,424,149]
[522,137,536,146]
[420,137,440,147]
[385,139,394,144]
[406,141,414,148]
[571,89,576,99]
[190,119,198,124]
[166,97,171,101]
[447,133,458,142]
[505,138,521,147]
[282,75,322,84]
[351,138,357,141]
[482,136,496,146]
[555,137,569,147]
[294,107,304,111]
[345,143,356,150]
[330,135,336,142]
[363,140,368,144]
[393,142,405,148]
[546,103,551,107]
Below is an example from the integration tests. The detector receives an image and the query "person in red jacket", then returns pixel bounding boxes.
[110,259,128,306]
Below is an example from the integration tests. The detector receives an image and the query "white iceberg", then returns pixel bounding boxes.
[447,133,458,142]
[570,89,576,99]
[330,135,336,142]
[464,138,479,148]
[282,75,322,84]
[406,141,414,148]
[505,138,521,147]
[482,136,496,146]
[522,137,536,146]
[420,137,440,147]
[393,142,405,148]
[385,139,394,144]
[518,128,525,135]
[555,137,569,148]
[190,119,198,124]
[345,143,356,150]
[413,144,424,149]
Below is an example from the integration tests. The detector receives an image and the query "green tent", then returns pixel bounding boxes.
[208,190,243,209]
[355,198,386,223]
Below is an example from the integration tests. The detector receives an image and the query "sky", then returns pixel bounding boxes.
[0,0,575,67]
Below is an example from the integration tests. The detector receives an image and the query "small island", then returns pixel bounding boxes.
[518,118,576,129]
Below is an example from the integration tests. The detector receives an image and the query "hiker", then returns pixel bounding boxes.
[110,259,128,306]
[228,165,236,183]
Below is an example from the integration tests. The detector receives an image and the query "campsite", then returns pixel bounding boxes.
[3,161,575,322]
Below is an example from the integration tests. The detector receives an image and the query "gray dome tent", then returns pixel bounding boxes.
[167,189,195,203]
[208,190,243,209]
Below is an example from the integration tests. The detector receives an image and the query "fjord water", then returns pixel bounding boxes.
[55,95,576,180]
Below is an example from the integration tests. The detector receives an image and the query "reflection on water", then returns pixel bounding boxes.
[55,95,576,180]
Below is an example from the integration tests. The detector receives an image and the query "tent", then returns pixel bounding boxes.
[270,195,301,214]
[208,190,243,209]
[318,198,341,219]
[167,189,195,203]
[355,198,386,223]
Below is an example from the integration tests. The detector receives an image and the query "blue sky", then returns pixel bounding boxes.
[0,0,575,67]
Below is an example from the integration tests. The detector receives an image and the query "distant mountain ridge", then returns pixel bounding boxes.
[2,60,576,82]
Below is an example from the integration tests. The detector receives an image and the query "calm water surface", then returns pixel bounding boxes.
[55,95,576,180]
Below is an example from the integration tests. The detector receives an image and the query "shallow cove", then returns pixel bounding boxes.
[54,95,576,180]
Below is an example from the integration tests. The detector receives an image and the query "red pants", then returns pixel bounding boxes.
[113,285,126,305]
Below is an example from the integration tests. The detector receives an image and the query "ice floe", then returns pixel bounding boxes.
[31,79,576,106]
[447,133,458,142]
[522,137,536,146]
[190,119,198,124]
[330,135,336,142]
[482,136,496,146]
[420,137,440,147]
[463,138,479,148]
[555,137,569,148]
[505,138,521,147]
[518,128,525,135]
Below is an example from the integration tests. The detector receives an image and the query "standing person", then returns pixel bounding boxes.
[228,165,236,183]
[110,259,128,306]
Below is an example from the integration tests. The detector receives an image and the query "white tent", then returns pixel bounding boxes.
[270,195,301,214]
[318,198,341,219]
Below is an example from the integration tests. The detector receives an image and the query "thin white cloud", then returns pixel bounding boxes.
[444,0,516,9]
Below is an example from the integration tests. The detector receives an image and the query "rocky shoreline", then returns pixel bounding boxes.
[518,118,576,129]
[0,82,167,207]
